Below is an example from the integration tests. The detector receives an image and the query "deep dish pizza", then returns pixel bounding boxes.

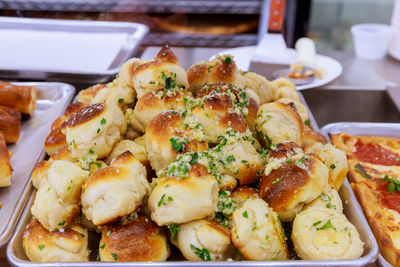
[331,133,400,266]
[21,46,364,263]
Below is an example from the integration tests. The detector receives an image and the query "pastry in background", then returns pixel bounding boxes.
[0,106,21,144]
[0,131,12,187]
[0,81,37,116]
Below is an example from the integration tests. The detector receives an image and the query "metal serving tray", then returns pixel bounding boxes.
[321,122,400,267]
[6,95,379,266]
[0,82,75,253]
[0,17,148,84]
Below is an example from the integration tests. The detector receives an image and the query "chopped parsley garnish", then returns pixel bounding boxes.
[89,149,94,154]
[168,224,181,241]
[149,81,156,84]
[158,194,166,207]
[38,244,45,250]
[67,186,71,191]
[158,194,173,206]
[241,160,249,164]
[260,147,269,159]
[100,118,106,125]
[190,244,211,261]
[223,56,232,64]
[100,244,105,249]
[313,221,322,226]
[264,134,274,148]
[316,220,335,231]
[189,152,199,165]
[272,177,283,184]
[118,98,124,104]
[242,211,248,218]
[260,120,267,127]
[286,159,292,164]
[58,221,65,226]
[170,137,188,152]
[354,163,371,179]
[330,164,336,169]
[96,162,102,168]
[380,175,400,194]
[304,119,311,127]
[320,192,330,201]
[226,155,235,163]
[97,128,100,133]
[111,253,118,260]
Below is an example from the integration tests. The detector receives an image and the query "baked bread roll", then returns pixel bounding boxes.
[292,207,363,260]
[63,103,127,159]
[231,198,288,260]
[302,127,328,147]
[304,184,343,213]
[231,186,259,207]
[187,55,238,96]
[148,164,218,225]
[118,58,147,88]
[233,71,279,104]
[105,139,147,165]
[31,160,89,231]
[145,111,208,172]
[255,102,303,148]
[45,127,67,156]
[129,90,187,133]
[271,77,300,102]
[48,145,77,163]
[0,131,12,187]
[0,81,37,116]
[260,152,329,221]
[77,84,106,105]
[196,83,259,132]
[99,215,169,262]
[219,139,263,185]
[0,106,21,143]
[304,142,348,190]
[276,97,309,123]
[130,46,189,98]
[90,78,135,106]
[176,219,234,261]
[23,218,89,262]
[81,152,149,225]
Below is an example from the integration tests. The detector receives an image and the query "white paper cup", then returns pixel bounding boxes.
[351,23,392,60]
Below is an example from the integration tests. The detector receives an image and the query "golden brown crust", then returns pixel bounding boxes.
[156,45,178,64]
[64,102,86,117]
[187,63,208,92]
[208,56,237,84]
[231,186,259,207]
[0,105,21,143]
[64,103,106,128]
[0,131,12,187]
[0,81,36,116]
[100,215,169,261]
[77,84,106,105]
[302,127,328,147]
[44,127,67,156]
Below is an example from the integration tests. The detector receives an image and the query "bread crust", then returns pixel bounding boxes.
[0,81,37,116]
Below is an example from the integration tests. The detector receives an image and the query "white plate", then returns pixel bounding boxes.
[210,46,343,90]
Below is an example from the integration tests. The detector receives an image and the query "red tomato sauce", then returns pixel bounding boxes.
[376,179,400,214]
[354,139,400,166]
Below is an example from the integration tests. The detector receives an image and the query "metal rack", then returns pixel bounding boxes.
[0,0,262,14]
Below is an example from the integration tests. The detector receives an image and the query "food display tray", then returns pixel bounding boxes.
[321,122,400,267]
[0,17,148,84]
[6,96,379,266]
[0,82,75,251]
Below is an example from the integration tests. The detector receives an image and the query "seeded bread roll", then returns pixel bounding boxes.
[148,164,218,225]
[0,81,36,116]
[99,215,169,262]
[81,152,149,225]
[0,131,12,187]
[271,77,300,102]
[77,84,106,105]
[0,106,21,143]
[260,148,329,221]
[130,47,189,98]
[177,219,234,261]
[304,184,343,213]
[231,198,288,260]
[31,160,89,231]
[145,111,208,172]
[62,103,126,159]
[255,102,303,148]
[129,90,187,133]
[23,218,89,262]
[304,142,349,190]
[292,207,363,260]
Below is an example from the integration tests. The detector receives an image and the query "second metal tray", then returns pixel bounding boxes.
[321,122,400,267]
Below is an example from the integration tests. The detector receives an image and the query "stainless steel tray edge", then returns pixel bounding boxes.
[6,97,378,266]
[321,122,400,267]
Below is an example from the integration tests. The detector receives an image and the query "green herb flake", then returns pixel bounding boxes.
[97,128,100,133]
[89,149,94,154]
[316,220,335,231]
[158,194,166,207]
[354,163,371,179]
[304,119,311,127]
[272,177,283,184]
[100,118,106,125]
[241,160,249,164]
[111,253,118,261]
[170,138,187,152]
[118,98,124,104]
[58,221,65,226]
[190,244,211,261]
[313,221,322,226]
[67,186,71,191]
[38,244,45,251]
[330,164,336,169]
[224,56,232,64]
[242,211,248,218]
[226,155,235,164]
[380,175,400,194]
[168,224,181,241]
[286,159,292,164]
[100,244,105,249]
